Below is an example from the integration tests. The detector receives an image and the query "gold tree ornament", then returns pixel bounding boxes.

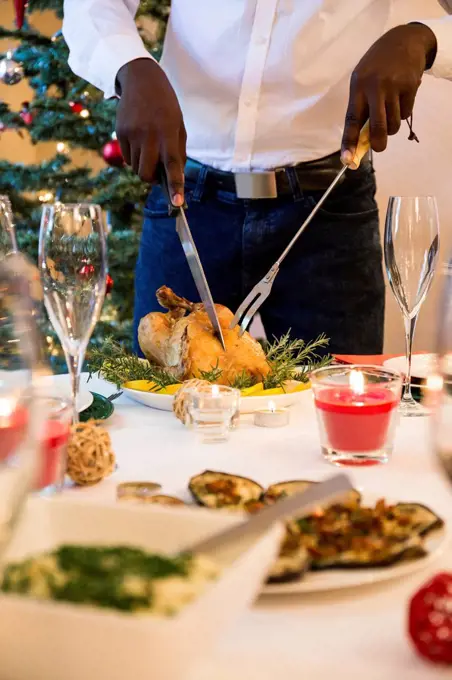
[67,421,115,486]
[172,379,209,424]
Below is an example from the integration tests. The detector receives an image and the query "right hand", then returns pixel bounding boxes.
[116,58,186,206]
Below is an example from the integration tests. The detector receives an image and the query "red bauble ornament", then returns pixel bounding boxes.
[105,273,113,295]
[102,139,124,168]
[14,0,27,29]
[408,572,452,664]
[69,101,84,115]
[79,264,95,279]
[20,101,33,126]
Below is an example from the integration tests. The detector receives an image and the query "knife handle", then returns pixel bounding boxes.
[157,165,187,217]
[347,121,371,170]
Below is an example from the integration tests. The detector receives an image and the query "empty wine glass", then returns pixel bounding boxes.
[384,196,439,416]
[0,256,47,559]
[39,203,107,423]
[0,195,18,259]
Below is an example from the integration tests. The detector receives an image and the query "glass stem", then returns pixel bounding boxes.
[66,352,82,424]
[402,315,418,403]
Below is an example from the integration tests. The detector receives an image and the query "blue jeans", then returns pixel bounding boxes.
[134,161,384,355]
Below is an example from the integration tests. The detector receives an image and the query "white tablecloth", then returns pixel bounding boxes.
[60,373,452,680]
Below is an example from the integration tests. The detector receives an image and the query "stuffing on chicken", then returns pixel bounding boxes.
[138,286,270,385]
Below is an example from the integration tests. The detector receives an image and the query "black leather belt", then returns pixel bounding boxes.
[185,151,369,198]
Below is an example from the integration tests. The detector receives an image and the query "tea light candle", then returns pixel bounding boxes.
[254,400,290,428]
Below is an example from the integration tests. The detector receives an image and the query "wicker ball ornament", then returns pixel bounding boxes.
[172,379,209,424]
[67,421,115,486]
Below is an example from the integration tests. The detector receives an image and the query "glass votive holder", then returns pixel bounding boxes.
[185,384,240,443]
[33,395,72,494]
[310,365,402,467]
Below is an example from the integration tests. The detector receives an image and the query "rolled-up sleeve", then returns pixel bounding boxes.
[63,0,155,98]
[421,2,452,80]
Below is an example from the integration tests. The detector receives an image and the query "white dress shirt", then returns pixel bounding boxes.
[63,1,452,172]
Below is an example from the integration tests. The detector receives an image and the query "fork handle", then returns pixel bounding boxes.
[347,121,371,170]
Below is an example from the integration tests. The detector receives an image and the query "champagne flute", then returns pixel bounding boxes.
[0,256,47,559]
[384,196,439,417]
[39,203,107,423]
[0,195,18,258]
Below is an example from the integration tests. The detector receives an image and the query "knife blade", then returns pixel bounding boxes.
[175,209,226,350]
[157,167,226,350]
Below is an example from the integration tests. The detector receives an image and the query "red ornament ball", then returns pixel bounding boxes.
[79,263,95,279]
[20,102,33,126]
[105,273,113,295]
[408,572,452,664]
[69,101,84,115]
[102,139,124,168]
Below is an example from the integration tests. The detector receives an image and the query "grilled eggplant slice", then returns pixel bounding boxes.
[311,534,427,570]
[264,480,315,504]
[393,503,444,537]
[144,495,186,506]
[267,532,311,584]
[264,480,361,508]
[188,470,264,510]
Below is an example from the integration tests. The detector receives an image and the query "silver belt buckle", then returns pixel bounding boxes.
[234,171,278,199]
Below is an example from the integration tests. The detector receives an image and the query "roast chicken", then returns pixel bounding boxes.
[138,286,270,385]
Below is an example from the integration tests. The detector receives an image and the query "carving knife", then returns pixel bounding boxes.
[158,169,226,350]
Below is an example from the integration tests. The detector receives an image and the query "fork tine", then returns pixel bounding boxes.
[238,285,272,336]
[229,285,262,329]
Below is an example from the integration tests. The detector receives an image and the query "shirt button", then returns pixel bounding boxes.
[255,35,267,46]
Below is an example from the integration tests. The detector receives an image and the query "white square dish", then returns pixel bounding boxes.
[0,497,282,680]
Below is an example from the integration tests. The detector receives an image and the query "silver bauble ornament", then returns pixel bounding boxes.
[0,52,24,86]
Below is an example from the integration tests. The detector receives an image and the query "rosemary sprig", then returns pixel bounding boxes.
[197,361,223,383]
[229,370,256,390]
[263,332,331,389]
[88,338,178,390]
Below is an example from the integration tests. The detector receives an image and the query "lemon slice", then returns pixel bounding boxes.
[251,386,285,397]
[284,380,311,393]
[158,384,183,395]
[241,382,264,396]
[123,380,159,392]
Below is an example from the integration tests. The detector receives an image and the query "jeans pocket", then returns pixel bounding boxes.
[313,164,379,221]
[143,181,195,218]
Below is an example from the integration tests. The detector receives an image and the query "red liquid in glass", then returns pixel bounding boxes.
[34,420,70,490]
[0,404,28,462]
[315,387,398,452]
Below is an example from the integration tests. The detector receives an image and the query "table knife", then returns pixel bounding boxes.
[158,169,226,350]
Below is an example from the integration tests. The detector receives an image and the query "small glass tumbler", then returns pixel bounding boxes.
[310,365,402,467]
[33,396,72,494]
[186,384,240,443]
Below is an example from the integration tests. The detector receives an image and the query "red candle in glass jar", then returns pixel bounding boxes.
[34,420,70,490]
[0,401,28,462]
[314,371,399,452]
[0,399,69,489]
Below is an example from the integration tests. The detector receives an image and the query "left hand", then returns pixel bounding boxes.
[341,24,437,164]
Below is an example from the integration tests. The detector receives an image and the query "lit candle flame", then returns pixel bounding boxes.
[349,370,365,395]
[0,398,14,418]
[268,400,276,413]
[426,373,443,392]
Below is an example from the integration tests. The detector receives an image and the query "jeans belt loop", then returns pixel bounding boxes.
[285,166,304,201]
[191,163,209,202]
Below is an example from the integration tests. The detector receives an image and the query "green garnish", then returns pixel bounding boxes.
[1,545,194,614]
[88,331,331,392]
[263,332,331,389]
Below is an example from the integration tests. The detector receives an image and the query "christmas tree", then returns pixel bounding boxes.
[0,0,169,370]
